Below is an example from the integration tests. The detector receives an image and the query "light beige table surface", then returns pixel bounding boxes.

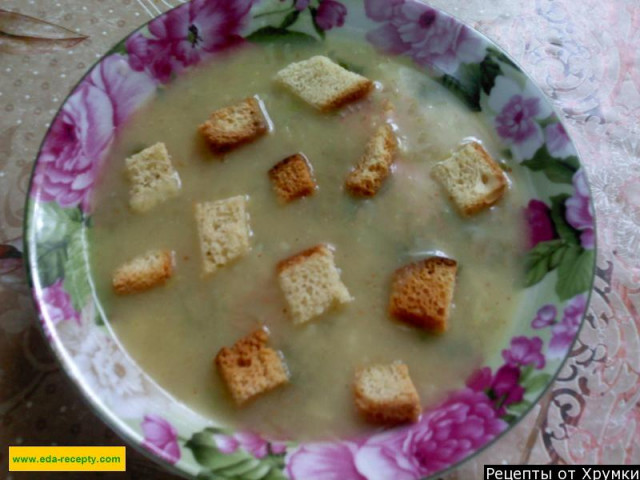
[1,0,639,478]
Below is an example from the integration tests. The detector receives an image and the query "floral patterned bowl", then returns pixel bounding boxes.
[24,0,596,478]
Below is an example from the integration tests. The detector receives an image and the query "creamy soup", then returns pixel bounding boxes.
[91,37,528,440]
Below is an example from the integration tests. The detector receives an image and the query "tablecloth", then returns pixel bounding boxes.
[1,0,638,478]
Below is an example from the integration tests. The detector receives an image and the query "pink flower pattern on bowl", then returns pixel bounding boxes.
[214,430,287,458]
[38,279,80,326]
[467,365,525,416]
[364,0,484,74]
[549,294,587,358]
[526,294,587,359]
[293,0,311,11]
[488,76,553,161]
[502,336,546,369]
[126,0,253,83]
[32,55,155,212]
[566,169,595,249]
[37,279,80,338]
[354,389,507,479]
[531,304,558,329]
[25,1,596,478]
[286,389,506,480]
[544,122,574,159]
[525,199,557,248]
[286,441,366,480]
[315,0,348,31]
[141,414,181,464]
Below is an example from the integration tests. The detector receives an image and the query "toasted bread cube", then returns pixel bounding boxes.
[277,244,352,324]
[354,363,421,425]
[215,329,289,405]
[269,153,317,203]
[431,142,507,216]
[346,124,397,197]
[195,196,251,275]
[275,56,374,111]
[199,97,268,152]
[389,257,457,332]
[112,249,174,295]
[125,142,181,213]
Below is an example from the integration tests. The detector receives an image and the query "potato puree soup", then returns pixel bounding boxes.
[91,37,529,440]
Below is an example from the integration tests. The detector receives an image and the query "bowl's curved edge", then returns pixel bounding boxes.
[401,3,599,477]
[20,2,200,477]
[22,0,599,479]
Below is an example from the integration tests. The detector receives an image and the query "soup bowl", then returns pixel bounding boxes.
[24,0,596,478]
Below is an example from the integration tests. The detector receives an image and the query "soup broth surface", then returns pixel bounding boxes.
[91,37,528,440]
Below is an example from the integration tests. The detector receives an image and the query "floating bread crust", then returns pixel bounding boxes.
[346,124,397,197]
[389,257,458,332]
[195,195,251,275]
[275,56,374,111]
[277,244,352,324]
[354,363,421,424]
[198,97,268,152]
[125,142,181,213]
[215,329,289,405]
[112,249,174,295]
[268,153,317,202]
[431,142,507,216]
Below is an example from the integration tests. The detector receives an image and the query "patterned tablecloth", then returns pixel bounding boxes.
[1,0,638,478]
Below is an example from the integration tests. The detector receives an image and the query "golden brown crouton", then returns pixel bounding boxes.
[195,195,251,275]
[354,363,421,425]
[277,244,352,325]
[431,142,507,216]
[112,249,174,295]
[275,56,374,111]
[199,97,268,152]
[268,153,317,203]
[125,142,181,213]
[389,257,458,332]
[346,124,397,197]
[215,329,289,405]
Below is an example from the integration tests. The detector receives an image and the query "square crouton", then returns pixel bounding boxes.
[346,124,397,197]
[112,249,174,295]
[125,142,181,213]
[198,97,269,153]
[431,142,507,216]
[354,363,421,424]
[389,257,458,333]
[277,244,352,325]
[195,195,251,275]
[275,56,374,111]
[215,329,289,405]
[268,153,317,203]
